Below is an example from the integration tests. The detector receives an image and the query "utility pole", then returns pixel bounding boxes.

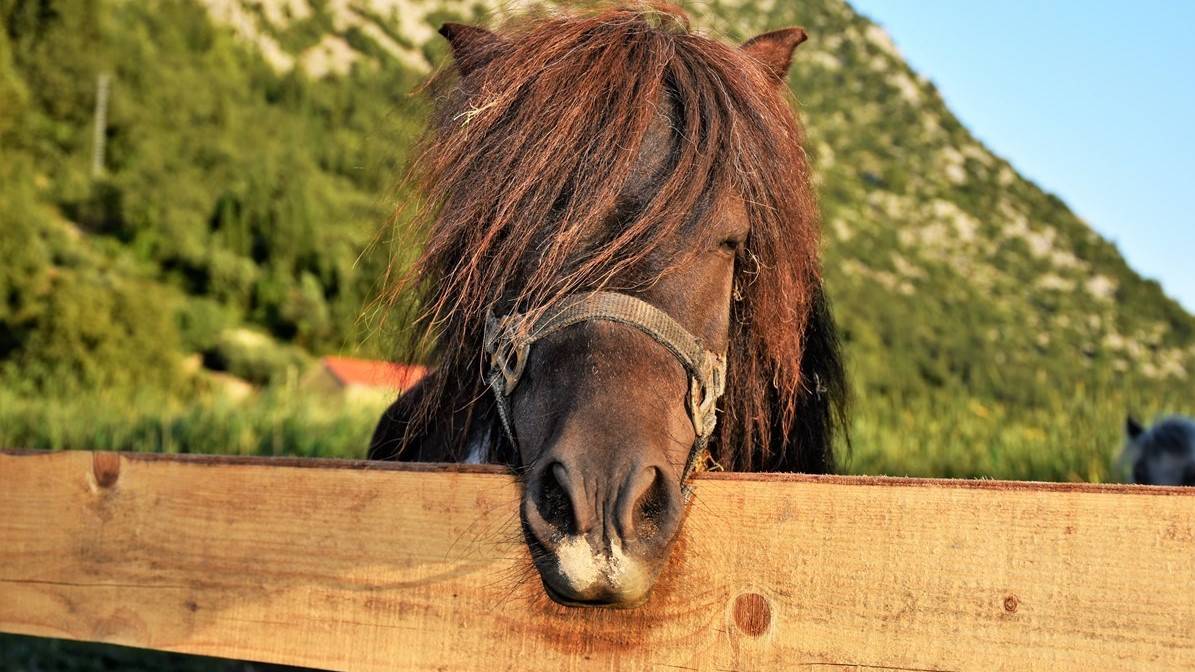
[91,72,111,179]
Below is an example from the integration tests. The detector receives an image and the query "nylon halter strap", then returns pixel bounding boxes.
[482,291,727,491]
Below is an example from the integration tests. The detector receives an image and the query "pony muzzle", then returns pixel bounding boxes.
[521,458,682,607]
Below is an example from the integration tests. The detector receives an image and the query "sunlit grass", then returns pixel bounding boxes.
[0,387,386,460]
[2,383,1160,484]
[841,388,1159,483]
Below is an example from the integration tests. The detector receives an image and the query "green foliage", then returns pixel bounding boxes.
[0,0,426,395]
[202,328,311,386]
[0,23,28,136]
[178,296,237,353]
[0,162,51,330]
[0,386,382,458]
[843,385,1171,483]
[6,267,183,393]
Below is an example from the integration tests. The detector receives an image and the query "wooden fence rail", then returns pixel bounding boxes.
[1,450,1193,671]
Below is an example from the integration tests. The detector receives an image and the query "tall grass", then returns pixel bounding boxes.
[0,387,385,459]
[3,382,1167,483]
[842,386,1175,483]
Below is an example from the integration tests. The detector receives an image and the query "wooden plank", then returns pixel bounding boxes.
[1,451,1193,671]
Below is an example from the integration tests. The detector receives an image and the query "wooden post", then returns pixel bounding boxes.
[1,450,1193,671]
[91,73,110,179]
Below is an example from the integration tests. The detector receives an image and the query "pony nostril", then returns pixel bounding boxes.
[620,466,672,543]
[536,462,578,537]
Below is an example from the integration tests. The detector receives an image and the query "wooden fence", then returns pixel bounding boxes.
[1,450,1193,671]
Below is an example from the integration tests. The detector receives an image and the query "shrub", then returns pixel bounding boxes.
[201,327,310,386]
[5,268,182,394]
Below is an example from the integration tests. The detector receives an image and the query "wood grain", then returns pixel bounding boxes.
[1,450,1193,671]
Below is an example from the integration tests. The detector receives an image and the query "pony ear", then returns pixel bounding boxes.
[439,23,509,77]
[1126,415,1145,440]
[741,27,808,84]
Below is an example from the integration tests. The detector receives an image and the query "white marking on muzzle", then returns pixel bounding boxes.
[556,536,600,590]
[555,537,647,595]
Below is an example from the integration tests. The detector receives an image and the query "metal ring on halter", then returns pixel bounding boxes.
[482,291,728,495]
[483,312,530,395]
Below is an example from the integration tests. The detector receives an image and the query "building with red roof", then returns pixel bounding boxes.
[306,356,427,402]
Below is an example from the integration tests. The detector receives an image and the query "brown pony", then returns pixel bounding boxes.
[370,4,847,608]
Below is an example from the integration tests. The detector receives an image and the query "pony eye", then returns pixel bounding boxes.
[719,238,742,253]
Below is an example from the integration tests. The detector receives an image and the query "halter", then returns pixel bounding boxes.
[482,291,727,492]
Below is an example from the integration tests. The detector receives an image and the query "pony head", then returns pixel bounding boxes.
[1124,416,1195,486]
[377,4,845,607]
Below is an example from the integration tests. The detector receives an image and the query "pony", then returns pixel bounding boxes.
[1123,416,1195,486]
[369,4,847,608]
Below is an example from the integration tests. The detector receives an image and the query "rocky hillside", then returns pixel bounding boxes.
[189,0,1195,388]
[2,0,1192,478]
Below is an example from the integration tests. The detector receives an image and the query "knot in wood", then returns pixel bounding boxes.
[92,452,121,489]
[733,592,771,637]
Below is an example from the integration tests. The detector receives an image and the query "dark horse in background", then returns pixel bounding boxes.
[369,5,847,608]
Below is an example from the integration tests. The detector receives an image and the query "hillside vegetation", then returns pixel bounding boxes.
[1,0,1193,483]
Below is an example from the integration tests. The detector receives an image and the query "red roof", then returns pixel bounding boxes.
[321,356,427,391]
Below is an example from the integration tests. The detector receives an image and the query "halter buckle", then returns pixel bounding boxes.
[483,311,530,395]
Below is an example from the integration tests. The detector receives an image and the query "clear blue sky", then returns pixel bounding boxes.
[848,0,1195,313]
